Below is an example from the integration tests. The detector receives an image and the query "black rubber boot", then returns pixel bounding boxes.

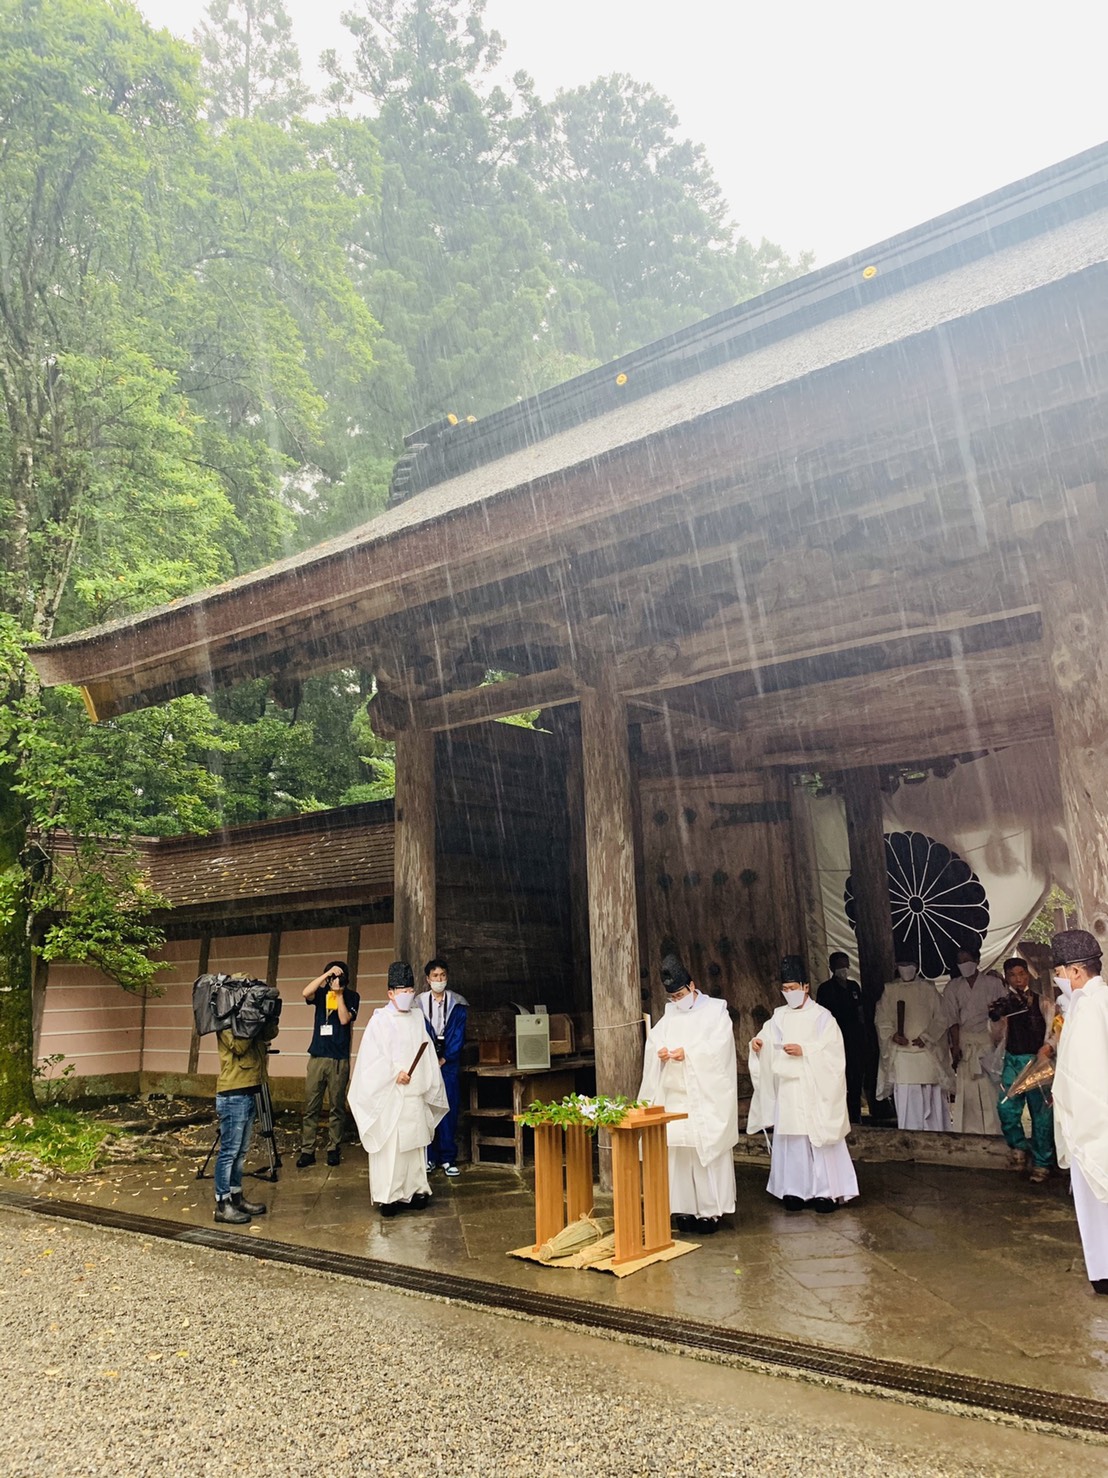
[215,1200,251,1224]
[296,1151,316,1168]
[232,1192,266,1217]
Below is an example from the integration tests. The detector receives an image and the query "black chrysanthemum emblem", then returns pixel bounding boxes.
[845,830,989,980]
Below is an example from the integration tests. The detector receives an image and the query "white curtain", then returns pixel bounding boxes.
[808,738,1068,979]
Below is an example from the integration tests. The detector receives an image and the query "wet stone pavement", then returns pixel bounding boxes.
[35,1135,1108,1404]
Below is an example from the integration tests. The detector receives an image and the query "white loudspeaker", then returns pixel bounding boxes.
[515,1013,551,1071]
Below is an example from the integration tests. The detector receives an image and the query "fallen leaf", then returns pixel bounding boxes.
[102,1371,120,1379]
[175,1350,189,1359]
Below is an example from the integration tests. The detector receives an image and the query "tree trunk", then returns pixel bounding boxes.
[0,773,35,1116]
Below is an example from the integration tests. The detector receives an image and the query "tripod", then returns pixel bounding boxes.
[196,1066,283,1183]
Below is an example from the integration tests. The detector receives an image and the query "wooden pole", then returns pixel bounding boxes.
[1041,530,1108,952]
[393,728,437,970]
[783,773,828,982]
[553,707,592,1015]
[842,767,894,998]
[579,677,643,1181]
[765,769,804,964]
[187,934,211,1076]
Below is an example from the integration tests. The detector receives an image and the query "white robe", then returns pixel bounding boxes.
[348,1005,448,1205]
[639,994,738,1218]
[875,977,953,1131]
[942,970,1004,1135]
[747,998,858,1204]
[1053,976,1108,1281]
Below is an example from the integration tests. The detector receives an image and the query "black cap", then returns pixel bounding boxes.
[780,955,807,985]
[387,961,415,991]
[1051,929,1103,968]
[660,954,692,994]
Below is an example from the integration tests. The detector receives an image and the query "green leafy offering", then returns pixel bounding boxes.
[518,1093,647,1132]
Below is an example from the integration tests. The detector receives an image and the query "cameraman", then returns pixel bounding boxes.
[989,956,1055,1183]
[214,1011,280,1224]
[297,960,360,1168]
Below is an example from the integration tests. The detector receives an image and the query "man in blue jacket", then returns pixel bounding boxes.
[417,957,467,1176]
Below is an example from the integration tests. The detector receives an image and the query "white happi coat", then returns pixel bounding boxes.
[1054,977,1108,1198]
[942,969,1004,1134]
[747,998,850,1146]
[639,993,738,1216]
[875,978,953,1099]
[348,1004,448,1204]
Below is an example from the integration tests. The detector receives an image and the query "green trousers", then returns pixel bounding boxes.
[997,1052,1054,1168]
[301,1056,350,1153]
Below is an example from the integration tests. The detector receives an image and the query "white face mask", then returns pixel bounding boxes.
[897,965,918,982]
[1053,974,1072,999]
[673,992,697,1013]
[429,980,447,995]
[832,967,849,980]
[782,988,806,1009]
[958,962,977,979]
[392,992,415,1013]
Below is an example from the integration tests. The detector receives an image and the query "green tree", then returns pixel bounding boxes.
[539,73,810,359]
[324,0,582,429]
[0,0,380,1112]
[196,0,311,126]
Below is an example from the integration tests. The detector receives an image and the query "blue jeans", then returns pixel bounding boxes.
[215,1091,257,1200]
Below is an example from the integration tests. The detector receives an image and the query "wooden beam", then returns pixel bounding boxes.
[398,564,1039,733]
[613,562,1040,699]
[415,669,580,733]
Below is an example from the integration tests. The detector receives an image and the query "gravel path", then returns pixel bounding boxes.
[0,1208,1098,1478]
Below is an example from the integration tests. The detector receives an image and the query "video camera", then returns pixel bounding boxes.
[987,994,1025,1023]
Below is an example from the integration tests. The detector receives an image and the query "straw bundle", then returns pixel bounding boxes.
[537,1213,614,1263]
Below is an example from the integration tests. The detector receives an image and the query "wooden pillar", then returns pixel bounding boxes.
[187,934,211,1076]
[627,723,650,992]
[842,766,894,998]
[579,677,642,1115]
[554,707,592,1014]
[781,772,828,982]
[1041,531,1108,951]
[765,770,804,965]
[346,923,362,991]
[265,930,281,987]
[393,728,437,970]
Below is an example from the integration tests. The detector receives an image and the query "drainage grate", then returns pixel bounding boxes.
[3,1189,1105,1437]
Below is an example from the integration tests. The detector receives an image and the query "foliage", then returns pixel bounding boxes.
[32,1053,77,1107]
[537,72,810,359]
[1023,885,1078,946]
[196,0,311,126]
[0,1109,113,1176]
[518,1093,646,1132]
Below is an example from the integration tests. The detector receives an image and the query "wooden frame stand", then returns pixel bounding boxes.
[609,1106,686,1266]
[529,1122,595,1250]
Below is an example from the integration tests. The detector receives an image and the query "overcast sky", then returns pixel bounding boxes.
[137,0,1108,265]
